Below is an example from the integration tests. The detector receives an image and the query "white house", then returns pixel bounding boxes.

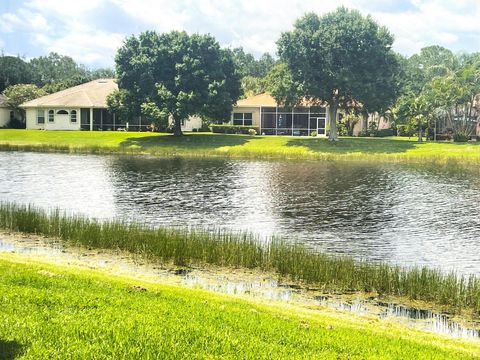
[0,94,13,127]
[21,78,202,132]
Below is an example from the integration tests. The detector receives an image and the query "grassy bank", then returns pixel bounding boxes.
[1,254,478,359]
[1,129,480,163]
[1,202,479,316]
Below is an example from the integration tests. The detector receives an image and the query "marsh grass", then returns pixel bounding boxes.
[1,202,479,315]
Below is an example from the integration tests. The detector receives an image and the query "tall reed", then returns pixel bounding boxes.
[0,202,479,314]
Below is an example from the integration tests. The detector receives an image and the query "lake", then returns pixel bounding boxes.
[1,151,479,274]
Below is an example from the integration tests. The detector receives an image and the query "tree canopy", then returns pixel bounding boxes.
[277,7,400,140]
[0,56,33,93]
[114,30,241,135]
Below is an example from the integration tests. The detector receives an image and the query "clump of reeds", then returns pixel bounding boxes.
[0,201,479,314]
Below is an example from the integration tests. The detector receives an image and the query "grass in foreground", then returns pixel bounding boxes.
[1,129,480,163]
[0,253,479,359]
[1,202,479,316]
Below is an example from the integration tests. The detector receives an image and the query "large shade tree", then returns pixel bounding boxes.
[115,31,241,135]
[0,56,33,92]
[277,7,399,141]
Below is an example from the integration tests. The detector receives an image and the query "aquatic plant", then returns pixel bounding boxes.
[0,201,479,314]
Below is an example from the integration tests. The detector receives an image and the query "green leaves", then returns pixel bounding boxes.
[115,31,241,135]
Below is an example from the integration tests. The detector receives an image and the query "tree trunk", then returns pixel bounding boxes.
[417,120,423,143]
[328,102,338,141]
[362,112,368,134]
[173,117,183,136]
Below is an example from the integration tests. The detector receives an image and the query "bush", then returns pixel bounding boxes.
[248,128,257,136]
[375,128,395,137]
[210,124,260,134]
[310,131,317,137]
[453,130,470,143]
[396,124,415,137]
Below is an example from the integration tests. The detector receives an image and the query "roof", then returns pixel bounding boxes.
[0,94,8,108]
[21,78,118,108]
[235,92,326,108]
[236,93,278,107]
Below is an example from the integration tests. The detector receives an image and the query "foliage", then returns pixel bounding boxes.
[310,131,317,137]
[29,52,88,86]
[115,31,241,136]
[228,47,276,78]
[210,124,259,134]
[277,7,399,141]
[3,84,46,122]
[240,76,266,98]
[453,129,471,142]
[0,56,33,92]
[340,111,361,136]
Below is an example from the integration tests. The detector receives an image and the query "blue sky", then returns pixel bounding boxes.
[1,0,479,68]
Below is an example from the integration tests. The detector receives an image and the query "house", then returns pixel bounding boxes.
[0,94,13,127]
[231,93,328,136]
[21,78,202,131]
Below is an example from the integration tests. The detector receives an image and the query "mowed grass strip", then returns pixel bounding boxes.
[1,202,479,315]
[0,254,479,359]
[1,129,480,162]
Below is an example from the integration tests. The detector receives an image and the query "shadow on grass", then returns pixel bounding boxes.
[0,339,24,359]
[119,133,259,151]
[286,137,420,154]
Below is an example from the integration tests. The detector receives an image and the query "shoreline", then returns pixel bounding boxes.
[1,130,480,164]
[1,230,479,340]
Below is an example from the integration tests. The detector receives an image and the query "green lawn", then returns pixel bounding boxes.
[1,253,479,359]
[1,129,480,163]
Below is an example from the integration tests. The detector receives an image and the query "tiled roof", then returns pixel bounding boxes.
[21,79,118,108]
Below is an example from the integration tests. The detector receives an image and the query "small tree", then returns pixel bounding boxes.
[115,31,241,136]
[277,8,399,141]
[3,84,46,123]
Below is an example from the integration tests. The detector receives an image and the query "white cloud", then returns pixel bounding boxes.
[1,0,480,66]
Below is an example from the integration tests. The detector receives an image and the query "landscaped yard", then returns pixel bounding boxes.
[1,129,480,163]
[1,252,479,359]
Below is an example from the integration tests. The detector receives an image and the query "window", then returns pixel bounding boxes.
[57,109,68,115]
[48,110,54,123]
[70,110,77,123]
[37,109,45,124]
[233,112,253,126]
[9,111,14,122]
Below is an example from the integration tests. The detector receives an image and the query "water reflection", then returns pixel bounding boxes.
[1,152,480,274]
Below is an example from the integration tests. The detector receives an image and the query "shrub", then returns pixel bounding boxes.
[310,131,317,137]
[210,124,260,134]
[396,124,415,137]
[248,128,257,136]
[453,130,470,143]
[375,128,395,137]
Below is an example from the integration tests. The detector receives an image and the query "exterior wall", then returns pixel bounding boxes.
[182,115,203,132]
[26,108,81,130]
[26,108,44,130]
[0,108,10,127]
[352,113,391,136]
[230,106,261,127]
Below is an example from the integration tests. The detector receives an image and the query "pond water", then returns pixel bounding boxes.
[1,151,480,275]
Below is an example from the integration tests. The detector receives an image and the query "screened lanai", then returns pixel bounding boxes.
[260,106,327,136]
[232,93,328,136]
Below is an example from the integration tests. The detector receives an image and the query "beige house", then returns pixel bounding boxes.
[232,93,328,136]
[0,94,13,127]
[21,78,202,131]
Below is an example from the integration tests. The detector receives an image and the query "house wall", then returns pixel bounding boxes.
[0,108,10,127]
[231,106,261,127]
[26,108,81,130]
[182,115,203,132]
